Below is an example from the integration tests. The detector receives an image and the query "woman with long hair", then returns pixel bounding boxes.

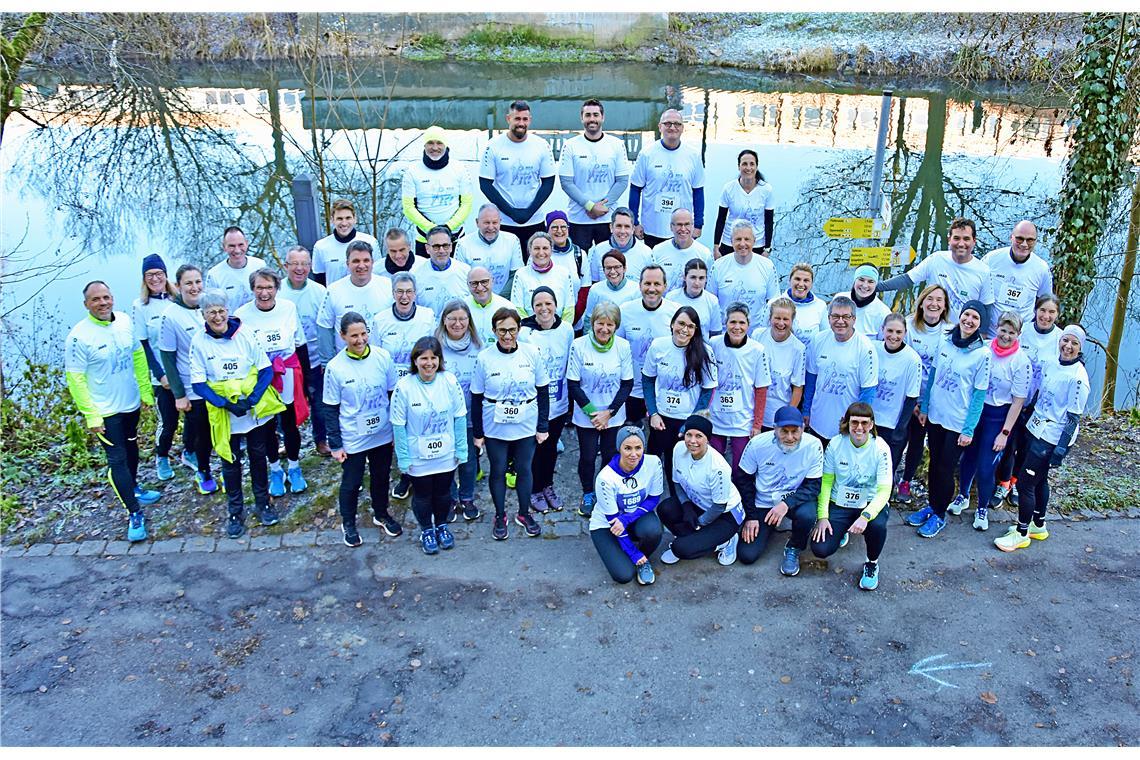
[713,149,775,257]
[897,284,951,502]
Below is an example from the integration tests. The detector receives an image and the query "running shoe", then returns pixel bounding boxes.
[256,505,280,527]
[505,469,517,490]
[127,511,147,542]
[838,531,850,549]
[476,466,486,482]
[917,513,947,538]
[420,528,440,555]
[542,486,564,512]
[895,479,913,504]
[947,494,968,516]
[134,485,161,505]
[342,524,362,548]
[1007,478,1020,507]
[373,513,403,537]
[636,562,656,585]
[858,561,880,590]
[578,492,596,518]
[461,499,481,521]
[973,506,989,531]
[994,526,1030,552]
[529,492,550,514]
[226,514,245,539]
[391,474,411,500]
[515,512,541,537]
[716,534,739,566]
[780,546,801,577]
[990,481,1011,507]
[492,514,509,540]
[660,548,679,565]
[1028,521,1049,541]
[436,523,455,550]
[155,456,175,481]
[268,469,286,498]
[287,466,308,494]
[905,506,934,527]
[446,501,458,523]
[195,472,219,495]
[179,451,199,471]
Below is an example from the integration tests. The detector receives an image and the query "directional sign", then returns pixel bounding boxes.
[824,217,888,240]
[850,245,916,267]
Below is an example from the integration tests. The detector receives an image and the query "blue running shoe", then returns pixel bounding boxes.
[636,562,656,585]
[127,511,147,542]
[134,485,161,505]
[195,472,219,495]
[577,492,596,519]
[436,523,455,550]
[269,469,286,497]
[155,456,175,481]
[905,506,934,527]
[838,531,850,549]
[287,466,308,494]
[179,451,198,471]
[859,561,880,590]
[917,512,947,538]
[420,528,440,555]
[780,546,801,577]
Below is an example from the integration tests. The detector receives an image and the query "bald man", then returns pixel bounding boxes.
[985,220,1054,327]
[629,109,705,249]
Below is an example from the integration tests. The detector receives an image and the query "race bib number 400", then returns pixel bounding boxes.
[418,434,452,460]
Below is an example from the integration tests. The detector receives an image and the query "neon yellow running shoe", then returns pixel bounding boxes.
[994,526,1031,553]
[1027,521,1049,541]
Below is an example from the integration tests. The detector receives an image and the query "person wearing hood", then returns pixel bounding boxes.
[994,324,1089,552]
[823,264,891,341]
[401,126,473,258]
[906,300,992,538]
[189,290,282,539]
[519,287,575,515]
[589,426,664,586]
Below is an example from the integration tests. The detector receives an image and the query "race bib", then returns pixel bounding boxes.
[418,433,453,460]
[494,398,532,424]
[550,380,564,402]
[360,413,382,435]
[661,390,685,415]
[839,487,865,509]
[717,389,743,411]
[1005,286,1022,303]
[657,195,678,214]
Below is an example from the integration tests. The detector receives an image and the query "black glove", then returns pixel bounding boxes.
[225,401,248,417]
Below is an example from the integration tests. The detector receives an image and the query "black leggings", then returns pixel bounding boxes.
[996,405,1033,484]
[410,470,455,530]
[264,402,302,463]
[569,221,610,252]
[642,233,669,249]
[575,424,619,493]
[100,408,142,512]
[1015,432,1054,529]
[648,414,686,496]
[153,385,180,458]
[657,497,740,559]
[532,412,568,494]
[339,443,393,527]
[877,425,907,477]
[590,513,664,583]
[926,422,967,518]
[625,396,648,426]
[485,436,537,517]
[811,505,888,561]
[220,420,271,518]
[501,223,547,262]
[738,500,817,564]
[902,415,928,482]
[186,399,215,477]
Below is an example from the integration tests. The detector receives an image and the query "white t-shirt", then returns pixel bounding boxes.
[369,305,438,380]
[311,232,379,286]
[455,232,524,295]
[589,454,665,532]
[904,316,948,389]
[551,243,589,288]
[510,263,577,322]
[317,275,395,352]
[65,313,142,419]
[806,331,879,439]
[206,256,266,312]
[708,253,780,325]
[1026,356,1089,446]
[617,299,680,399]
[465,293,517,348]
[566,334,635,429]
[390,371,468,476]
[558,133,630,225]
[738,431,825,510]
[1019,323,1062,402]
[709,335,772,436]
[583,278,641,331]
[188,326,271,435]
[400,162,472,238]
[986,346,1032,407]
[234,300,306,404]
[665,288,723,339]
[652,239,715,292]
[642,336,718,420]
[410,257,472,315]
[278,279,327,367]
[158,301,204,400]
[630,140,705,238]
[822,292,891,340]
[519,319,575,419]
[761,293,828,348]
[479,133,556,227]
[906,251,995,318]
[441,339,481,425]
[471,342,550,441]
[718,178,776,247]
[985,248,1053,325]
[872,341,923,430]
[671,442,744,524]
[587,239,654,285]
[822,434,893,514]
[752,327,807,429]
[323,345,399,453]
[926,337,992,434]
[132,295,172,384]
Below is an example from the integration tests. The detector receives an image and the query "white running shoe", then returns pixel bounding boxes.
[660,548,679,565]
[716,534,739,566]
[948,494,969,516]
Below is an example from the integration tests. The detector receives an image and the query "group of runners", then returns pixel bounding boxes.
[65,99,1090,590]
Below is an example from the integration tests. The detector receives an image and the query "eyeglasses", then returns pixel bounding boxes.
[429,243,452,251]
[1013,236,1037,244]
[495,327,519,335]
[469,279,491,288]
[203,309,228,318]
[444,315,468,323]
[144,271,166,280]
[847,418,873,427]
[673,322,696,331]
[603,264,625,273]
[660,121,683,128]
[829,314,854,322]
[394,289,416,297]
[548,224,568,231]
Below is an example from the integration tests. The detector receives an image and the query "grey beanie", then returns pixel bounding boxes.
[615,425,647,450]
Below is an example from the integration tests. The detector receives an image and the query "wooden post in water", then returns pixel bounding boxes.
[293,174,320,253]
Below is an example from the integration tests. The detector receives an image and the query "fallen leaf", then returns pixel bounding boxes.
[1085,546,1094,553]
[282,707,294,715]
[383,584,397,599]
[753,625,764,633]
[1035,722,1046,728]
[546,602,557,610]
[980,691,998,704]
[1027,649,1037,657]
[779,675,791,684]
[410,659,421,668]
[61,619,71,625]
[38,685,47,693]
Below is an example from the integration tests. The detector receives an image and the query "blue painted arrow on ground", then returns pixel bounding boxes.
[909,653,994,691]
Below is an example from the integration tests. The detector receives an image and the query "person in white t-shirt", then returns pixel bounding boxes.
[436,300,484,522]
[708,219,779,327]
[509,233,576,323]
[665,258,723,340]
[765,262,827,347]
[750,297,806,429]
[132,254,180,482]
[391,336,469,555]
[559,99,631,252]
[652,208,715,292]
[401,126,473,258]
[479,100,556,255]
[465,265,517,348]
[803,296,879,441]
[629,109,705,248]
[713,149,775,256]
[205,226,265,312]
[582,250,640,333]
[985,220,1053,327]
[708,302,771,470]
[824,264,890,340]
[410,226,471,315]
[617,265,680,425]
[585,207,654,285]
[311,199,380,285]
[871,313,923,483]
[545,211,590,323]
[898,284,952,502]
[317,240,394,358]
[455,204,524,296]
[278,245,331,456]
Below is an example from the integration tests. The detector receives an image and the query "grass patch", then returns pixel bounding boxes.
[460,25,576,50]
[950,43,993,82]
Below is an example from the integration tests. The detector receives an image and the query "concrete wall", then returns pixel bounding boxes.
[307,12,669,49]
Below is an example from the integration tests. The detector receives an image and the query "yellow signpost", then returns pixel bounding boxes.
[823,217,888,240]
[849,245,917,267]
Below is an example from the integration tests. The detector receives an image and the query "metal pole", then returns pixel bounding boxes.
[292,173,320,252]
[868,89,892,216]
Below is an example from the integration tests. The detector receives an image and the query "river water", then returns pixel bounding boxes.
[2,60,1136,409]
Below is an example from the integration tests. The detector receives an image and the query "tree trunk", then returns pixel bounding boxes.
[0,12,49,146]
[1102,169,1140,412]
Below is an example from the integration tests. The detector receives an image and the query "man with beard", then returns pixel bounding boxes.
[559,99,630,251]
